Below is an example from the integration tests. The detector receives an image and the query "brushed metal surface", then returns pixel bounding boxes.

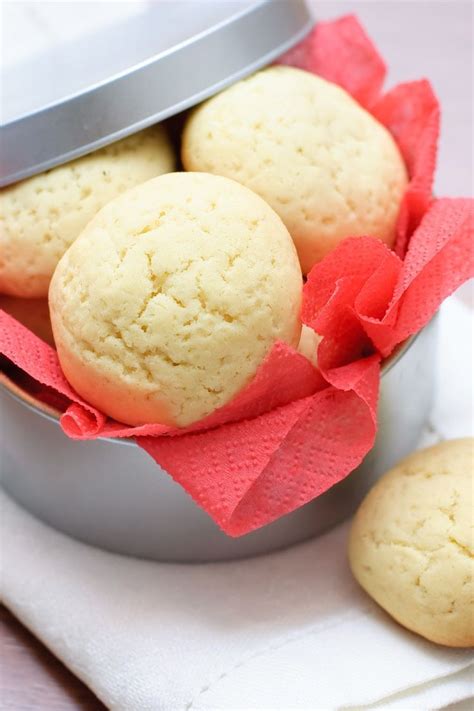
[0,0,313,187]
[0,318,437,562]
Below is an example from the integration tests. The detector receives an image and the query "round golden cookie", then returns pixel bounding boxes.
[297,325,321,368]
[349,439,474,647]
[182,66,408,274]
[49,172,302,427]
[0,126,175,298]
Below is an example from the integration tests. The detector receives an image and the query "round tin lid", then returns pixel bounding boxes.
[0,0,313,188]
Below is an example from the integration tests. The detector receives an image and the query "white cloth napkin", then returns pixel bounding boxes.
[1,294,473,711]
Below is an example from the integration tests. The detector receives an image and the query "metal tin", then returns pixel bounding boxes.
[0,317,437,562]
[0,0,313,187]
[0,1,437,562]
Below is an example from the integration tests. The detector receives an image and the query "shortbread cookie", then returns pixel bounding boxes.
[297,325,321,368]
[0,126,175,297]
[349,439,474,647]
[182,66,407,273]
[49,172,302,426]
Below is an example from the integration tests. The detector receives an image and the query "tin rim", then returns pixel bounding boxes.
[0,329,420,447]
[1,0,314,187]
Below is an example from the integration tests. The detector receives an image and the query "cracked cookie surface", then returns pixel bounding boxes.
[0,126,175,298]
[182,66,407,274]
[49,172,302,427]
[349,438,474,647]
